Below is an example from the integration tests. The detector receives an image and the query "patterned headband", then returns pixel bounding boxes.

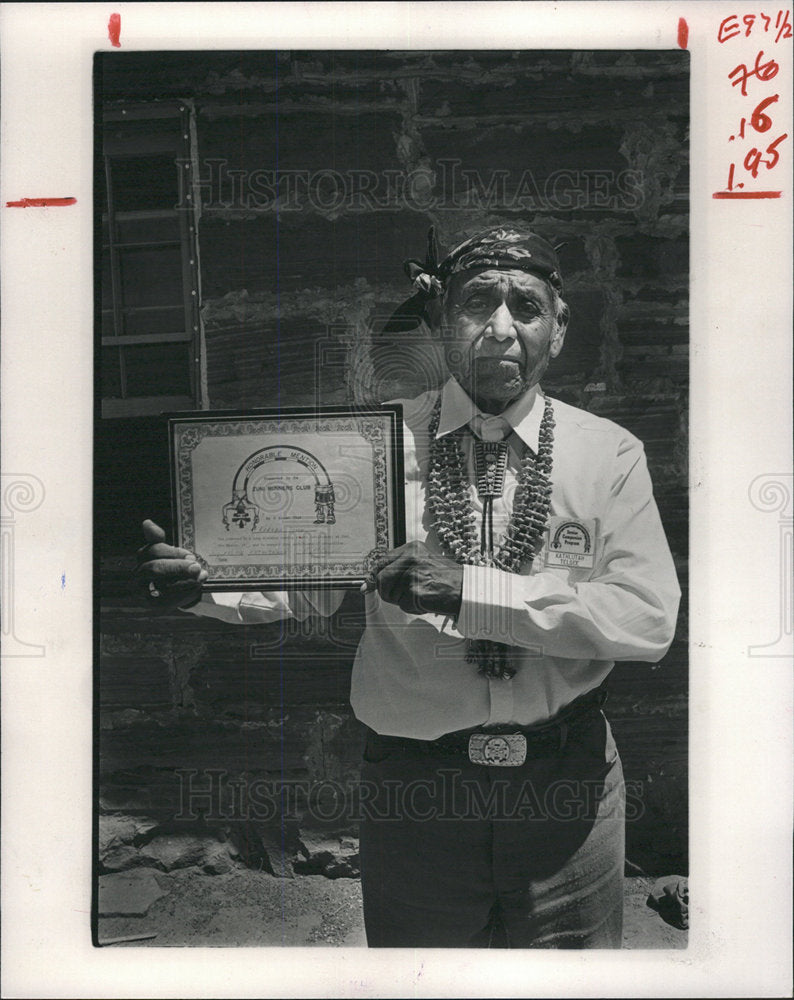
[404,226,565,300]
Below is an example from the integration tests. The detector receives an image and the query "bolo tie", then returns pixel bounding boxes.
[470,416,511,558]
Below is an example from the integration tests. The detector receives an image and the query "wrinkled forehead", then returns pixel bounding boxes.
[445,267,555,303]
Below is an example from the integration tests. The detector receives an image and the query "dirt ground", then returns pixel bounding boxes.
[98,871,686,949]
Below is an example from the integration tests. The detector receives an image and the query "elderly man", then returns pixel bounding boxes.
[138,226,680,948]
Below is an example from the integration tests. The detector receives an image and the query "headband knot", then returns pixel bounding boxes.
[386,225,564,335]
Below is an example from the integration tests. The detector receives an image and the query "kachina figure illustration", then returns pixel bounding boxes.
[313,483,336,524]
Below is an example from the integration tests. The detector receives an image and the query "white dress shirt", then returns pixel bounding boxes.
[187,378,681,739]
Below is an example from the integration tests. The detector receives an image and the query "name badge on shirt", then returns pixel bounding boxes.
[544,516,598,570]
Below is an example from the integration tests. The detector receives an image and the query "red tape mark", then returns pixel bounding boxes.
[6,197,77,208]
[678,17,689,49]
[108,12,121,48]
[713,191,781,199]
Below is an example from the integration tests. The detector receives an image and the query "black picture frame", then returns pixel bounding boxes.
[168,404,405,590]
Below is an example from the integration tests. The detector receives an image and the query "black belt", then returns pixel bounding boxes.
[366,683,609,763]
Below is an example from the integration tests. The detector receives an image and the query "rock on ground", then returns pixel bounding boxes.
[97,873,687,948]
[98,869,171,918]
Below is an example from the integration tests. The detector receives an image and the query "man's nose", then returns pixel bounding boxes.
[483,302,516,341]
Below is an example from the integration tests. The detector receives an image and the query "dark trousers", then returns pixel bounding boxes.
[358,710,624,948]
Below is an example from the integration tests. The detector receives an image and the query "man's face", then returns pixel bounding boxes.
[440,268,566,411]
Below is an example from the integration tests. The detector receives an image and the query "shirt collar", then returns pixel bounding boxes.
[436,377,544,452]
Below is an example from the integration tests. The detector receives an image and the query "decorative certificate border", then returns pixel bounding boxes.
[168,406,405,589]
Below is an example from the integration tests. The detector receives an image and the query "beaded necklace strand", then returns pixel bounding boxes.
[426,393,555,679]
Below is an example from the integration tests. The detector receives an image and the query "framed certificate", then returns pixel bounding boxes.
[169,406,405,589]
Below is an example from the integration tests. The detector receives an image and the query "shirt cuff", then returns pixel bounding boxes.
[181,591,243,623]
[182,591,294,624]
[459,564,536,641]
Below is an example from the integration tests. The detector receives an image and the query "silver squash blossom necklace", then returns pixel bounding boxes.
[426,393,555,679]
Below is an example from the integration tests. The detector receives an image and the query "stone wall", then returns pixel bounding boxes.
[98,49,689,880]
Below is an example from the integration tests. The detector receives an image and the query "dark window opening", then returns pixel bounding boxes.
[99,103,201,417]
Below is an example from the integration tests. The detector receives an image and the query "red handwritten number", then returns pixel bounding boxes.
[743,149,762,178]
[750,94,779,133]
[743,134,789,178]
[776,9,793,43]
[728,50,779,96]
[763,133,788,169]
[719,10,792,43]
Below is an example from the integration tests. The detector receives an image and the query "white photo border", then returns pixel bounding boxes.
[1,3,791,998]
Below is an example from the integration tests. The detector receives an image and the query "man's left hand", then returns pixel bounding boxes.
[363,541,463,616]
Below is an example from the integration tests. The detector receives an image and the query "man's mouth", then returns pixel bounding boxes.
[470,336,524,364]
[468,357,526,399]
[470,356,524,380]
[459,337,524,377]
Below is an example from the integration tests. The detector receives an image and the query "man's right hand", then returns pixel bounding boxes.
[135,519,209,611]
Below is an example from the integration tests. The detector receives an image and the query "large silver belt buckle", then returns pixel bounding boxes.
[468,732,527,766]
